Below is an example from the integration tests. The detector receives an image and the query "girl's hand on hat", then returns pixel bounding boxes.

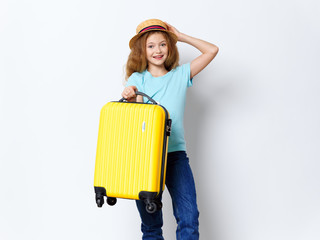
[165,22,182,41]
[122,86,137,102]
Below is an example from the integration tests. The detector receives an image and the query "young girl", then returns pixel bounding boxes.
[122,19,218,240]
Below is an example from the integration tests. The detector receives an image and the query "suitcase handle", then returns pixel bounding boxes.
[119,91,158,105]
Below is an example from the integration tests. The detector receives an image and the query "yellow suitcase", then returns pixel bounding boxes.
[94,92,171,213]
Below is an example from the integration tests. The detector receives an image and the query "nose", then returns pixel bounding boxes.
[155,45,162,53]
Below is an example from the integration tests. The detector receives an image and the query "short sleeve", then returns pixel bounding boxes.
[125,72,142,90]
[181,63,193,87]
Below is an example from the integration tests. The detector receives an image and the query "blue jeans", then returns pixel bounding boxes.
[136,151,199,240]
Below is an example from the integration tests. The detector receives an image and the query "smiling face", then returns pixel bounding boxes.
[145,32,168,69]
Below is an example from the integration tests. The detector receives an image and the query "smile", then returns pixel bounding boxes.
[153,55,164,60]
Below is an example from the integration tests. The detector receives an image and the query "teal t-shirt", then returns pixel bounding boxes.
[125,63,193,153]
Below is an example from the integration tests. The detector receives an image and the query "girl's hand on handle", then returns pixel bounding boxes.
[122,86,137,102]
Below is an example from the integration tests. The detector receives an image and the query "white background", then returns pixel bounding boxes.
[1,0,320,239]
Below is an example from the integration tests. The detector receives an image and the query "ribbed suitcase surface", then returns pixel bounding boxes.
[94,99,170,210]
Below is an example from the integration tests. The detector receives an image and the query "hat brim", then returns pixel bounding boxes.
[129,29,178,49]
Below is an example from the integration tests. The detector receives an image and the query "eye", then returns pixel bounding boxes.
[161,43,167,47]
[147,45,154,48]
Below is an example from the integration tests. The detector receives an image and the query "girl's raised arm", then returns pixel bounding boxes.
[166,22,219,79]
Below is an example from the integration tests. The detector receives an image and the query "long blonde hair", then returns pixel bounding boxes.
[125,31,179,80]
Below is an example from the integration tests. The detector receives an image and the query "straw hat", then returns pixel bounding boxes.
[129,19,178,49]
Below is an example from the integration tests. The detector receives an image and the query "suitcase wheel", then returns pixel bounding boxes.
[96,196,104,208]
[146,202,157,214]
[107,197,117,206]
